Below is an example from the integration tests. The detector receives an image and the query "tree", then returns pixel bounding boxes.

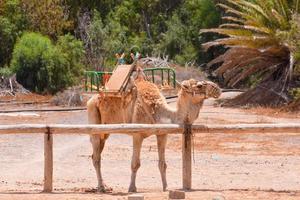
[10,32,84,93]
[201,0,300,106]
[20,0,72,38]
[157,0,221,65]
[0,0,27,68]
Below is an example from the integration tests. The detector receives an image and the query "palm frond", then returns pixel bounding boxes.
[218,23,272,34]
[200,28,253,37]
[202,36,277,50]
[221,16,245,24]
[201,0,297,106]
[227,0,270,20]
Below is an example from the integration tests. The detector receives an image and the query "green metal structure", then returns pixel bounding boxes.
[84,67,176,92]
[143,67,176,88]
[84,71,113,92]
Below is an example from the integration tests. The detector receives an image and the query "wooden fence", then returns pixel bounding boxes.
[0,123,300,192]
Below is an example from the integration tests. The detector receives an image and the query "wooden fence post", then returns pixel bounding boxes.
[182,123,192,190]
[43,127,53,192]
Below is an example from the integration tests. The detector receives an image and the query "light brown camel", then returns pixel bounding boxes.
[87,71,221,192]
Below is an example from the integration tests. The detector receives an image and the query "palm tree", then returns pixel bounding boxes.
[201,0,300,106]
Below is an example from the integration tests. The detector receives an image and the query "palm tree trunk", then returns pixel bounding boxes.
[225,61,294,107]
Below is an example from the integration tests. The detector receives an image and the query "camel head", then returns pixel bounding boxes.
[180,79,221,100]
[177,79,221,124]
[194,80,222,99]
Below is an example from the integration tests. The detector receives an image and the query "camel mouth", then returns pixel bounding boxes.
[213,92,222,98]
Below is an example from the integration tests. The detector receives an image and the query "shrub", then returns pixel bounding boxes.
[56,34,85,82]
[290,88,300,100]
[0,67,13,77]
[10,32,84,93]
[0,0,27,68]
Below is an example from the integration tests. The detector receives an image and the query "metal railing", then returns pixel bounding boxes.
[84,67,177,92]
[144,67,176,88]
[84,71,113,92]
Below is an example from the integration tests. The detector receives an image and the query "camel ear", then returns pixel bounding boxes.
[196,81,206,89]
[181,80,190,90]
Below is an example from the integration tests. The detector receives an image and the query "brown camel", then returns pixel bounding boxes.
[87,71,221,192]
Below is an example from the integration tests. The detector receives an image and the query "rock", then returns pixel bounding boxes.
[169,190,185,199]
[51,87,83,106]
[212,195,225,200]
[128,194,144,200]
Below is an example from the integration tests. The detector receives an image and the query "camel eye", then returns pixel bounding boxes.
[197,84,204,89]
[181,85,189,90]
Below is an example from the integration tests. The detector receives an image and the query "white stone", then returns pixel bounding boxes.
[128,194,145,200]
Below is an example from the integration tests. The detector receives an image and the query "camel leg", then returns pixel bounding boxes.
[157,134,168,191]
[87,95,111,192]
[91,136,110,192]
[128,135,143,192]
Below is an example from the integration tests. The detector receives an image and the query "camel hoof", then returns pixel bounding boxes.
[128,186,137,193]
[163,184,168,192]
[97,185,113,193]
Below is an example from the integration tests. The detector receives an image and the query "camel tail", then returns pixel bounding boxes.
[87,95,102,125]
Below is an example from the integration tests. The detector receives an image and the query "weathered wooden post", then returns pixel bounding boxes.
[43,127,53,192]
[182,123,192,190]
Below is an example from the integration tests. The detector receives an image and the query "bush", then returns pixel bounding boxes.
[0,0,27,68]
[10,32,84,94]
[290,88,300,100]
[0,67,13,77]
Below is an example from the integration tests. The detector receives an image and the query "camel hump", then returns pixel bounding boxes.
[135,77,163,107]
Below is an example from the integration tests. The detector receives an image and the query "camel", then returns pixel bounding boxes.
[87,70,221,192]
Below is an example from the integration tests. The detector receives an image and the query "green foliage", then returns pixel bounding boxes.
[20,0,73,38]
[64,0,120,24]
[0,0,223,93]
[0,0,27,68]
[87,11,119,70]
[10,32,84,93]
[201,0,300,87]
[56,34,85,80]
[200,0,300,106]
[289,88,300,99]
[0,67,13,77]
[82,0,220,67]
[156,0,220,64]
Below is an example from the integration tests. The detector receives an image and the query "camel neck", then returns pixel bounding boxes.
[174,93,204,124]
[155,93,204,124]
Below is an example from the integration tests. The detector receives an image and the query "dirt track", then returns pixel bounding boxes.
[0,92,300,199]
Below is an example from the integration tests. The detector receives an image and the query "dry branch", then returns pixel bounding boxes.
[0,75,30,96]
[140,57,170,68]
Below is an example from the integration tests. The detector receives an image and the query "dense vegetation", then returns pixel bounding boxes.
[10,33,84,93]
[0,0,220,93]
[0,0,299,107]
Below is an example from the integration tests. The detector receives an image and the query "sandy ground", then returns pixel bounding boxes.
[0,92,300,199]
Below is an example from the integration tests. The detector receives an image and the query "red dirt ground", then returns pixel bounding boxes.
[0,92,300,200]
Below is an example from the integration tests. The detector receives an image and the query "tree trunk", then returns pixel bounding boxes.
[225,63,293,107]
[142,10,152,40]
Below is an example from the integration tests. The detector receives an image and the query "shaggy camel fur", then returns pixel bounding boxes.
[87,73,221,192]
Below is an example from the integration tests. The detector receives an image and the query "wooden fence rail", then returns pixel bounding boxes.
[0,123,300,192]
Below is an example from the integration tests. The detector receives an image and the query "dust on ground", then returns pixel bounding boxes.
[0,92,300,200]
